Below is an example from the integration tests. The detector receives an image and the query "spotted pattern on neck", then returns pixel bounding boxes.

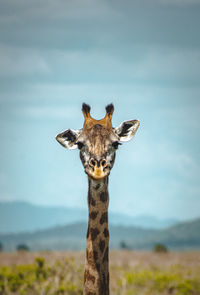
[84,177,109,295]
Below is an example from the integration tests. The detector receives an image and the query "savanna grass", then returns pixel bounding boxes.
[0,251,200,295]
[0,255,83,295]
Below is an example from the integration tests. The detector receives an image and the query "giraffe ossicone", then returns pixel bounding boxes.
[56,103,139,295]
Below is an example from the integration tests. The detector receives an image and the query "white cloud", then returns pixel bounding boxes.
[0,172,14,202]
[0,193,15,202]
[17,106,80,119]
[130,137,200,180]
[0,14,19,25]
[132,46,200,82]
[0,34,200,86]
[0,0,118,21]
[159,0,200,5]
[0,172,7,187]
[112,137,200,219]
[0,45,51,76]
[32,46,200,84]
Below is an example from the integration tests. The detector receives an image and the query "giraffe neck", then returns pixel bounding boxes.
[84,176,109,295]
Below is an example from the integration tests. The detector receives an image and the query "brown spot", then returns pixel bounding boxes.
[87,251,93,265]
[87,293,96,295]
[99,239,105,253]
[87,226,89,238]
[96,263,100,272]
[87,273,95,284]
[88,191,96,206]
[85,269,95,284]
[84,271,86,283]
[95,183,101,190]
[100,191,107,202]
[103,273,106,285]
[100,212,108,224]
[90,211,98,220]
[90,197,96,206]
[103,246,109,262]
[87,251,98,270]
[90,228,100,240]
[100,273,109,295]
[93,250,98,260]
[88,191,91,203]
[103,228,109,238]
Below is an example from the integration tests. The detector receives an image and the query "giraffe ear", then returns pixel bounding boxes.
[115,120,140,142]
[56,129,81,150]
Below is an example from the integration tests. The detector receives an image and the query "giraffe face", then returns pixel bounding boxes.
[77,124,119,179]
[56,103,140,180]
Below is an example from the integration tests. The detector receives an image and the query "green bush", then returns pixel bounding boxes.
[119,268,200,295]
[119,240,129,250]
[0,256,83,295]
[16,244,30,252]
[154,243,168,253]
[0,253,200,295]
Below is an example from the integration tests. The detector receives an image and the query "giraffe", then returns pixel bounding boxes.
[56,103,139,295]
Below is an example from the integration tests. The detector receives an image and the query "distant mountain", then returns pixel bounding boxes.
[0,218,199,251]
[109,213,177,229]
[0,201,87,233]
[0,201,178,233]
[153,218,200,249]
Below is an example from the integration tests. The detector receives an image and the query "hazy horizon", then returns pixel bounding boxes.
[0,199,181,221]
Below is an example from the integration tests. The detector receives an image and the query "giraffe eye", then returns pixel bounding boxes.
[112,141,121,149]
[76,141,85,150]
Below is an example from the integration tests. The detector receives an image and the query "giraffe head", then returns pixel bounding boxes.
[56,103,139,180]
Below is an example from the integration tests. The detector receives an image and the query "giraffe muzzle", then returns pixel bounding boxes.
[87,158,109,179]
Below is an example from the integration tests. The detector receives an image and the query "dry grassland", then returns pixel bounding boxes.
[0,251,200,294]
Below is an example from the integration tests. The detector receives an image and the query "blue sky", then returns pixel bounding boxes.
[0,0,200,220]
